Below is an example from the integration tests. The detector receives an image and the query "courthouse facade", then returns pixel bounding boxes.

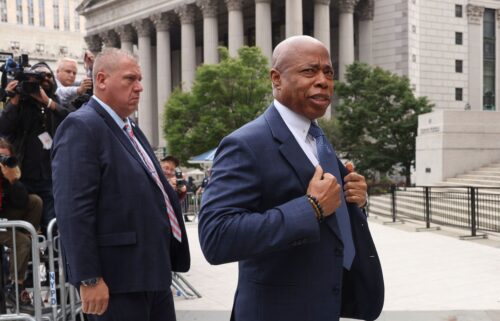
[76,0,500,149]
[0,0,86,74]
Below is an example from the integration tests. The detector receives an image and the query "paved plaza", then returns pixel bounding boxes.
[174,215,500,321]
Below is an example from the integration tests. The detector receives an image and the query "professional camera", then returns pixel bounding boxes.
[175,168,185,188]
[0,54,44,99]
[0,155,18,168]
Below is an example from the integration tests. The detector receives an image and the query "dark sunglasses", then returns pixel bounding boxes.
[39,72,53,79]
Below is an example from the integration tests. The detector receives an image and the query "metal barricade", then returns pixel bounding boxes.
[0,220,44,321]
[181,192,201,222]
[171,272,201,299]
[46,218,83,321]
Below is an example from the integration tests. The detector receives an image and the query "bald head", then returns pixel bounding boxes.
[270,36,334,120]
[272,36,329,72]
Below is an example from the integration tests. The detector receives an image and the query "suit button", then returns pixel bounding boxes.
[334,248,343,257]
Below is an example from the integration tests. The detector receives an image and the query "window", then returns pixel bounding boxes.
[53,0,60,29]
[455,88,463,101]
[0,0,7,22]
[28,0,34,25]
[455,32,463,45]
[455,4,463,18]
[39,0,45,26]
[455,60,463,73]
[59,46,68,55]
[16,0,23,24]
[483,9,496,110]
[63,0,70,30]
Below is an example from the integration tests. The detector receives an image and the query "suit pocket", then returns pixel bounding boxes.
[97,232,137,247]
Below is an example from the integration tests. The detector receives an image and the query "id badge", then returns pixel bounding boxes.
[38,131,53,150]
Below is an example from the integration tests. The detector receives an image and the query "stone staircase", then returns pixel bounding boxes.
[367,162,500,232]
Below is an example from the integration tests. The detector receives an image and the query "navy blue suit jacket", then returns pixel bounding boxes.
[199,105,383,321]
[52,98,190,293]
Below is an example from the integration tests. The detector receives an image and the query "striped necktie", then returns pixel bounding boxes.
[308,122,355,269]
[124,124,182,242]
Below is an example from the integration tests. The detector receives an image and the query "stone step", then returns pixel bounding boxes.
[458,174,500,181]
[445,178,500,187]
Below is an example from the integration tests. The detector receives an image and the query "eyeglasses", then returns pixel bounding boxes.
[39,72,53,79]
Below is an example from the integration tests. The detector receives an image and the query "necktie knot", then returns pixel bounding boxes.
[308,122,324,139]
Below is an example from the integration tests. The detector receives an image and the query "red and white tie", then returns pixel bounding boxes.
[124,124,182,242]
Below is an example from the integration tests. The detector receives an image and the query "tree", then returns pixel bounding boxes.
[164,46,272,165]
[333,62,433,185]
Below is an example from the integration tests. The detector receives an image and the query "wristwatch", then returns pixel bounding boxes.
[81,277,100,287]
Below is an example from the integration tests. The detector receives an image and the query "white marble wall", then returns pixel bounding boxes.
[416,110,500,185]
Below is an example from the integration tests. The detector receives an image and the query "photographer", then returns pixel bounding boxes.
[160,156,189,220]
[0,62,71,234]
[0,137,42,312]
[55,57,92,108]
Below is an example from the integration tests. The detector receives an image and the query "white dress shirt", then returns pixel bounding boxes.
[273,99,319,167]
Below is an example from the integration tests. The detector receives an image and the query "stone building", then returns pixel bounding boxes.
[77,0,500,150]
[0,0,87,75]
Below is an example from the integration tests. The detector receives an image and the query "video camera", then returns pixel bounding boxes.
[0,154,18,168]
[175,168,185,188]
[0,54,44,100]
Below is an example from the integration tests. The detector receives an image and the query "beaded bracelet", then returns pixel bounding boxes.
[307,194,324,222]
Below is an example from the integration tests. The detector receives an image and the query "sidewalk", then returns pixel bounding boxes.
[174,216,500,321]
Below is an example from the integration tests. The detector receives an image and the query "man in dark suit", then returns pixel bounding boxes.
[52,48,190,321]
[198,36,383,321]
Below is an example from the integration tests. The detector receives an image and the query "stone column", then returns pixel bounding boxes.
[197,0,219,64]
[358,0,373,65]
[99,30,120,48]
[314,0,330,52]
[84,34,102,54]
[132,18,155,145]
[286,0,302,37]
[176,5,197,91]
[496,9,500,110]
[116,24,135,53]
[338,0,358,81]
[467,5,484,110]
[255,0,272,64]
[152,13,172,148]
[225,0,244,57]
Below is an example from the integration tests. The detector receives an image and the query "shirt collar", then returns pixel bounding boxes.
[93,95,129,130]
[274,99,314,142]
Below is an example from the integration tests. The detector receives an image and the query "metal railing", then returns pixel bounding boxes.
[0,219,83,321]
[368,185,500,237]
[180,192,201,222]
[0,220,44,321]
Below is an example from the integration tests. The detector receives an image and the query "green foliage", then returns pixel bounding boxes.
[164,46,272,165]
[335,62,433,185]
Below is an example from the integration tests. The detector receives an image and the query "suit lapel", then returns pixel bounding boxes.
[264,105,313,190]
[264,104,342,240]
[89,98,153,177]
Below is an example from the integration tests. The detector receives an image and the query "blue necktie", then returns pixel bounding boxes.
[308,122,355,269]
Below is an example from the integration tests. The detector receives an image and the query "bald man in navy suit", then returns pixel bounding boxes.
[198,36,384,321]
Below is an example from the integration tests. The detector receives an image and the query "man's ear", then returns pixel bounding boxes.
[95,71,107,90]
[270,69,281,91]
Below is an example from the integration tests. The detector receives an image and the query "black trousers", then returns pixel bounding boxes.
[86,290,176,321]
